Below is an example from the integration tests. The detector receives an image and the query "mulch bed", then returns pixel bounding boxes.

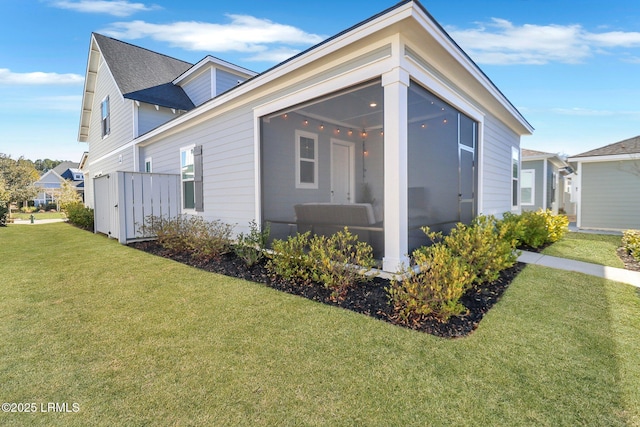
[617,248,640,272]
[130,240,524,338]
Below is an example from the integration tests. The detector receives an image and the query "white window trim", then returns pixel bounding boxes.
[180,145,196,213]
[295,130,319,189]
[521,169,535,206]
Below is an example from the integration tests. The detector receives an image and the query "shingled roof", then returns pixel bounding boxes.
[572,135,640,158]
[93,33,195,110]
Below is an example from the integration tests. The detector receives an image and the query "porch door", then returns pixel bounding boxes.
[331,139,355,203]
[459,146,475,223]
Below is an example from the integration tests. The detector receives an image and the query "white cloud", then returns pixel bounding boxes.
[51,0,159,17]
[448,18,640,65]
[101,14,325,58]
[552,107,640,119]
[0,69,84,85]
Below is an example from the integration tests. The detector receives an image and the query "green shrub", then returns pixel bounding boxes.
[307,227,376,300]
[438,215,518,286]
[387,244,474,323]
[267,232,314,283]
[20,206,37,213]
[622,230,640,262]
[65,202,94,230]
[267,228,377,300]
[234,220,270,267]
[0,202,7,226]
[140,215,233,261]
[498,210,569,249]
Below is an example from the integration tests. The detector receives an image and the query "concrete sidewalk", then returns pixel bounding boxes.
[11,218,66,225]
[518,250,640,288]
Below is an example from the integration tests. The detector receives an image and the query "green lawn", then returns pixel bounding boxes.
[1,223,639,426]
[542,232,625,268]
[11,212,66,220]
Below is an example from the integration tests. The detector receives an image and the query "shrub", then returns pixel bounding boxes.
[498,210,569,249]
[140,215,233,261]
[267,231,314,283]
[20,206,37,213]
[0,202,7,226]
[622,230,640,262]
[234,220,270,267]
[65,202,94,230]
[307,227,376,300]
[267,228,377,300]
[387,244,474,323]
[438,215,518,286]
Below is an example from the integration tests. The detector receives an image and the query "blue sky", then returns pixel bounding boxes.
[1,0,639,162]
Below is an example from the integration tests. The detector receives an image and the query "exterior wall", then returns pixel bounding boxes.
[139,105,257,234]
[580,160,640,230]
[181,68,212,107]
[216,69,244,95]
[479,115,521,217]
[136,102,181,136]
[522,159,544,211]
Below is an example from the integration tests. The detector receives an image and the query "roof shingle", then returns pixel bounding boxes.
[572,135,640,158]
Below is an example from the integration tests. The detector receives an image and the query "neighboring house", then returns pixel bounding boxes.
[569,135,640,231]
[33,161,84,207]
[78,0,533,272]
[521,149,572,215]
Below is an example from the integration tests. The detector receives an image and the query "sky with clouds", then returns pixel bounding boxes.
[1,0,639,162]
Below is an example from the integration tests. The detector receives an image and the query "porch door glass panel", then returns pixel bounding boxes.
[459,148,475,224]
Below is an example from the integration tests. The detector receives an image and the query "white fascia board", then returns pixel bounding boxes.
[410,6,533,135]
[78,36,100,142]
[173,55,257,85]
[568,154,639,163]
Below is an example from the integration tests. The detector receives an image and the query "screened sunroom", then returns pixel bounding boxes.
[260,78,477,264]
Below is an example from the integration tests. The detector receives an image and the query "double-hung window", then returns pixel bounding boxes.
[101,96,110,138]
[295,130,318,189]
[521,169,534,205]
[181,147,195,210]
[511,147,519,208]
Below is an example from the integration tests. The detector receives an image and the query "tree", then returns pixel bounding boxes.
[0,154,40,207]
[54,179,82,211]
[33,158,65,173]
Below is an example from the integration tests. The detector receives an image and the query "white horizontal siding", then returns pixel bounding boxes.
[139,105,256,235]
[480,114,520,217]
[215,69,244,95]
[581,161,640,229]
[181,69,212,107]
[137,103,181,136]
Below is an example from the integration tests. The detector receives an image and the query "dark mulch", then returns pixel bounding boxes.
[130,241,524,338]
[617,247,640,272]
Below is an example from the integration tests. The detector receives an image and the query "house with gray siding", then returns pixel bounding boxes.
[78,0,533,272]
[569,135,640,231]
[521,149,571,214]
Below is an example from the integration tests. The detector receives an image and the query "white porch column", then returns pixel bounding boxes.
[382,67,410,272]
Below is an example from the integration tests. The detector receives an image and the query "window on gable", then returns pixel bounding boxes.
[295,130,318,189]
[512,147,520,208]
[101,96,110,137]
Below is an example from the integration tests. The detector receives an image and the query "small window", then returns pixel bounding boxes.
[101,96,110,138]
[181,147,195,210]
[511,147,519,208]
[295,130,318,189]
[521,169,534,205]
[145,157,152,173]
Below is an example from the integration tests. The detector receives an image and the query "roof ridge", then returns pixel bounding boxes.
[92,32,193,67]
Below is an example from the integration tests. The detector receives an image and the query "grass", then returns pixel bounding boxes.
[542,232,625,268]
[1,223,639,426]
[11,212,66,220]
